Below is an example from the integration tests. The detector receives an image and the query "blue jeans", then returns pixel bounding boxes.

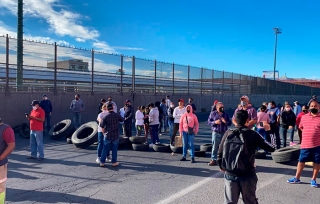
[163,116,168,132]
[150,124,159,144]
[280,127,294,147]
[43,114,51,132]
[211,131,224,161]
[30,130,44,158]
[182,132,195,158]
[100,137,119,164]
[271,123,281,149]
[72,112,82,129]
[256,128,266,140]
[97,132,109,158]
[168,120,174,138]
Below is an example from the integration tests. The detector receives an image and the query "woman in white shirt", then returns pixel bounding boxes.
[96,104,110,163]
[135,106,145,136]
[170,99,186,145]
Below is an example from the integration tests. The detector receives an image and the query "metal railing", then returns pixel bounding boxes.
[0,34,319,96]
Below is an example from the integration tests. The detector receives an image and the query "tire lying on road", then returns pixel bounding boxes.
[170,145,183,153]
[19,123,30,139]
[271,146,300,163]
[71,121,98,149]
[49,119,74,140]
[200,144,212,152]
[153,143,171,152]
[255,150,266,159]
[188,147,206,157]
[132,143,149,151]
[118,136,131,149]
[66,137,72,144]
[129,136,146,144]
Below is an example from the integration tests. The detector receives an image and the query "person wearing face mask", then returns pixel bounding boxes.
[179,105,199,163]
[256,105,270,141]
[135,106,145,136]
[26,100,45,161]
[267,101,281,149]
[143,106,151,144]
[171,99,186,145]
[279,104,296,147]
[124,100,134,137]
[186,98,196,113]
[70,94,85,129]
[287,101,320,187]
[296,106,309,144]
[167,102,175,139]
[39,94,53,133]
[96,104,111,164]
[207,102,231,166]
[232,96,257,130]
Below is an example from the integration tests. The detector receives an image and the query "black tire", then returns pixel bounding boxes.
[66,137,72,144]
[153,143,171,152]
[188,147,206,157]
[12,124,21,134]
[255,150,266,159]
[119,137,131,149]
[129,136,146,144]
[132,143,149,151]
[170,145,183,153]
[19,123,30,139]
[271,146,300,163]
[71,121,98,149]
[49,119,74,140]
[200,144,212,152]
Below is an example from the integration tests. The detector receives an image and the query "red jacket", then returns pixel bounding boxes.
[179,105,199,134]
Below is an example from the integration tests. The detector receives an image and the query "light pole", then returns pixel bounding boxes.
[273,27,282,80]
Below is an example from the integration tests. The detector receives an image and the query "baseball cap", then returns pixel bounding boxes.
[42,94,47,97]
[125,100,131,103]
[240,95,249,101]
[31,100,40,106]
[178,99,184,103]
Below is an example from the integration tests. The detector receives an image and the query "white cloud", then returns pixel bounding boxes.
[92,41,116,54]
[75,38,86,43]
[113,46,144,51]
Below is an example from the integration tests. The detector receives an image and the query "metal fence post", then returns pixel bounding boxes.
[188,65,190,95]
[154,60,157,95]
[132,56,135,94]
[212,70,214,95]
[120,55,123,94]
[53,42,57,95]
[5,34,9,95]
[200,68,203,96]
[172,62,175,95]
[91,49,94,95]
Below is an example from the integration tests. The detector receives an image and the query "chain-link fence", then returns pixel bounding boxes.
[0,35,319,96]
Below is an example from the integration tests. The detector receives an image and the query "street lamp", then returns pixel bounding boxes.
[273,27,282,80]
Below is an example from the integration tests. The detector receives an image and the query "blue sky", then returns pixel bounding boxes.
[0,0,319,79]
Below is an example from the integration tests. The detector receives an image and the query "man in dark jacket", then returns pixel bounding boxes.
[167,102,175,139]
[217,110,276,204]
[98,98,106,114]
[124,100,134,137]
[155,101,164,134]
[39,94,53,132]
[279,103,296,147]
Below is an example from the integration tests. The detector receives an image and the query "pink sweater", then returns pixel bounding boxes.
[179,105,199,134]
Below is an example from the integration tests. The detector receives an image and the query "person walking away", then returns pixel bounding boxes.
[256,105,270,140]
[165,95,171,108]
[124,100,134,137]
[70,94,85,129]
[307,95,317,107]
[167,102,175,140]
[279,103,296,147]
[108,97,118,113]
[287,101,320,187]
[119,103,126,136]
[296,105,309,144]
[99,103,124,167]
[155,101,164,135]
[143,106,151,144]
[98,98,106,114]
[267,101,281,149]
[186,98,196,113]
[217,110,276,204]
[207,102,231,166]
[96,104,111,164]
[26,100,45,161]
[39,94,53,133]
[179,105,199,163]
[232,95,257,130]
[211,100,218,112]
[160,99,168,132]
[135,106,144,136]
[149,103,160,147]
[0,118,15,203]
[170,99,186,145]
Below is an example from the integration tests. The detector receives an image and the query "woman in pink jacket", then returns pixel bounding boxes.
[179,105,199,163]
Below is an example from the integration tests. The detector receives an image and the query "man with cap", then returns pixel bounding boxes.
[307,95,317,107]
[26,100,45,161]
[232,96,257,130]
[39,94,53,132]
[124,100,134,137]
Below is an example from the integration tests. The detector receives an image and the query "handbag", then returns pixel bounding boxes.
[186,116,195,135]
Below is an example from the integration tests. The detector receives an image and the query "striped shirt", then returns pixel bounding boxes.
[299,113,320,149]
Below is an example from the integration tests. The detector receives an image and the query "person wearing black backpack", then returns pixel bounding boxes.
[217,110,276,204]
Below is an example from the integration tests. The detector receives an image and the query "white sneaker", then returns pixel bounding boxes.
[96,157,100,164]
[156,142,160,144]
[149,144,153,148]
[106,156,111,162]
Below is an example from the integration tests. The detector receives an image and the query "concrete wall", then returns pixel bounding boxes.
[0,92,311,127]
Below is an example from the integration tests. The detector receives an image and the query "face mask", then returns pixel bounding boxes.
[267,104,271,109]
[44,97,48,100]
[310,108,318,114]
[32,106,37,110]
[240,101,247,107]
[187,110,190,113]
[75,97,79,100]
[170,105,174,108]
[285,108,290,111]
[219,107,224,112]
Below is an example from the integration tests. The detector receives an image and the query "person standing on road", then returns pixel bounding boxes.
[232,96,257,130]
[39,94,52,133]
[135,106,145,136]
[217,110,276,204]
[124,100,134,137]
[26,100,45,161]
[287,101,320,187]
[293,101,302,116]
[307,95,317,107]
[256,105,270,140]
[170,99,186,145]
[96,104,111,164]
[296,106,309,144]
[119,102,126,136]
[160,99,168,132]
[267,101,281,149]
[279,103,296,147]
[0,118,15,203]
[99,103,124,167]
[149,103,160,147]
[98,98,106,114]
[143,106,151,144]
[155,101,164,135]
[165,95,171,108]
[70,94,85,129]
[108,97,118,113]
[186,98,196,113]
[167,102,175,140]
[207,102,231,166]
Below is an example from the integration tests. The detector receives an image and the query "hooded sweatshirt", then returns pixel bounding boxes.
[179,105,199,134]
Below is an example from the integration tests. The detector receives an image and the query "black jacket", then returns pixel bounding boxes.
[124,105,134,121]
[280,110,296,128]
[167,107,174,122]
[217,127,276,178]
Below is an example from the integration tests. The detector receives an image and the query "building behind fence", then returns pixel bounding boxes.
[0,35,319,96]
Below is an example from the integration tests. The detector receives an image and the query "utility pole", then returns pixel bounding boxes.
[273,27,282,80]
[17,0,24,89]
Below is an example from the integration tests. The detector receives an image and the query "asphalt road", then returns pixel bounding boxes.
[5,112,320,204]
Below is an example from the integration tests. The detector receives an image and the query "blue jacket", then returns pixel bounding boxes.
[40,100,53,114]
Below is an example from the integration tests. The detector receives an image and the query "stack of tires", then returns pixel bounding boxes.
[130,136,149,151]
[153,143,171,153]
[71,121,98,149]
[49,119,75,143]
[271,145,300,163]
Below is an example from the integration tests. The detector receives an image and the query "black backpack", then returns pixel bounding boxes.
[221,128,250,175]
